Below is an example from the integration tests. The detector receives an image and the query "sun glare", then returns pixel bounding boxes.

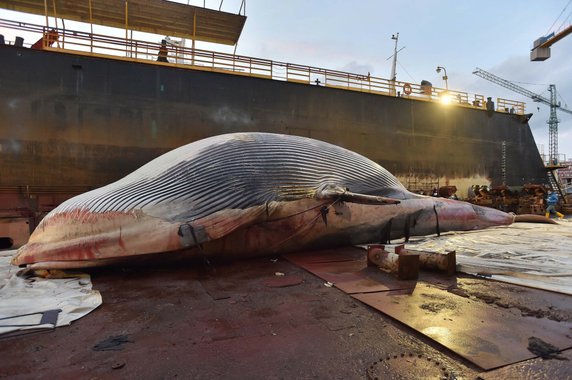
[439,93,451,105]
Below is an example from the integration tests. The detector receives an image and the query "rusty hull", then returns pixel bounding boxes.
[0,44,549,243]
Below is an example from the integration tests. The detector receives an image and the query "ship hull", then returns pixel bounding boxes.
[0,45,547,245]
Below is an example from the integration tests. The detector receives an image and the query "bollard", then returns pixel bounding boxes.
[395,245,456,276]
[367,244,420,280]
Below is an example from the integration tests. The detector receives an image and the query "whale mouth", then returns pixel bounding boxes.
[11,238,119,269]
[12,258,126,270]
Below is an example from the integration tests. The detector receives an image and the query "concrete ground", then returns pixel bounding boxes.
[1,251,571,379]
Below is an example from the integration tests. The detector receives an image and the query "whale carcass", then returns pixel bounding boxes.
[13,132,517,269]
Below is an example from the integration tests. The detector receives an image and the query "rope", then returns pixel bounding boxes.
[546,0,572,35]
[433,205,441,237]
[267,199,341,251]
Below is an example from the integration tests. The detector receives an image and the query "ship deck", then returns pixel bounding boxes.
[1,245,571,379]
[0,19,524,115]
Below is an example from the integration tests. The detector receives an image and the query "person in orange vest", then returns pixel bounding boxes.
[31,29,59,50]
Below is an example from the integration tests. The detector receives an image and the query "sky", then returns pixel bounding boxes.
[1,0,571,160]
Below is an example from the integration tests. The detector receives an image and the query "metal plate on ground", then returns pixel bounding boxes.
[284,247,416,294]
[478,348,572,379]
[353,283,572,370]
[285,247,366,264]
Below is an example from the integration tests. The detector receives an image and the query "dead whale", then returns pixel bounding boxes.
[13,132,519,269]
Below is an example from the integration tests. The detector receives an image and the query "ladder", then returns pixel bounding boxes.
[547,169,567,203]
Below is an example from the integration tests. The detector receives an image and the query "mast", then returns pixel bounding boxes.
[390,33,398,82]
[548,84,559,164]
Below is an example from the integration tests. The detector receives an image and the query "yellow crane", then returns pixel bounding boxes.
[531,1,572,61]
[531,24,572,61]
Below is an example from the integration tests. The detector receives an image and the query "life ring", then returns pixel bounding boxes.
[403,83,412,95]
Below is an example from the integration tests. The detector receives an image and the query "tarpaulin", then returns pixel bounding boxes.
[0,250,102,336]
[403,220,572,295]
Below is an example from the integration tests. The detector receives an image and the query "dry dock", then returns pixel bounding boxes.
[1,243,571,379]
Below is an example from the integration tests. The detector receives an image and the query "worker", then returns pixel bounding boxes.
[157,39,169,63]
[486,97,494,111]
[31,29,59,50]
[545,190,564,219]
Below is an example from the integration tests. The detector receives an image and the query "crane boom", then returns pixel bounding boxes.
[472,68,552,105]
[531,24,572,61]
[472,67,572,166]
[472,68,572,115]
[538,24,572,49]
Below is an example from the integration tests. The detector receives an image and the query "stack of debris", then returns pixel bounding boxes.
[470,184,548,215]
[517,184,547,215]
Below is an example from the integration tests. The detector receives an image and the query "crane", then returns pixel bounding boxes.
[473,67,572,199]
[473,67,572,164]
[531,24,572,61]
[531,1,572,61]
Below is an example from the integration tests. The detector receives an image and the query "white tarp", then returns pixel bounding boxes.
[402,220,572,295]
[0,250,102,336]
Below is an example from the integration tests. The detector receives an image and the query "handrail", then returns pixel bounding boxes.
[0,18,526,115]
[497,98,526,115]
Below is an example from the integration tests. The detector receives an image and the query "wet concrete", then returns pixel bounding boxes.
[1,252,571,379]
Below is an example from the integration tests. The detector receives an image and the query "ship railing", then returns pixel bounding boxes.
[497,98,526,115]
[0,18,525,115]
